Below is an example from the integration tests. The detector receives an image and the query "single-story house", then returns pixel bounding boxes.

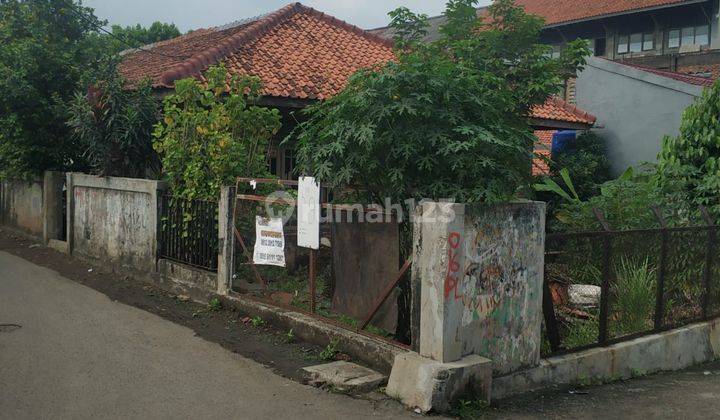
[120,2,596,180]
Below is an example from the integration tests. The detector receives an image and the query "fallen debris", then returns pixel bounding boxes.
[302,361,387,394]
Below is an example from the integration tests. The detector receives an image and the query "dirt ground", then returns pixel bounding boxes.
[0,228,328,382]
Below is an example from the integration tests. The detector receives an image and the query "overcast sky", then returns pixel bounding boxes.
[84,0,492,32]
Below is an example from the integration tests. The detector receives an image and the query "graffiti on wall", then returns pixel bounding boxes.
[444,223,533,328]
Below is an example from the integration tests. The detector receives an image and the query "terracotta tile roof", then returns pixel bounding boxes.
[613,60,716,87]
[533,130,555,176]
[514,0,697,26]
[119,3,595,127]
[531,97,597,126]
[677,64,720,81]
[119,3,395,99]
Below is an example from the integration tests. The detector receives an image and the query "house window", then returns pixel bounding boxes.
[617,35,629,54]
[670,25,710,48]
[696,25,710,46]
[629,33,642,52]
[617,33,654,54]
[668,29,680,48]
[642,33,654,51]
[681,27,695,45]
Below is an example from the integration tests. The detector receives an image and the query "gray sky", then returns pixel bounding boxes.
[84,0,492,32]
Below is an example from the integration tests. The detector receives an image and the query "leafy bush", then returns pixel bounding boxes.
[659,78,720,218]
[538,131,611,208]
[68,60,161,178]
[287,0,589,205]
[153,65,281,200]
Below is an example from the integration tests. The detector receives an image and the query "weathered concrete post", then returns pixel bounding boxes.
[217,186,236,296]
[387,201,546,412]
[65,173,75,255]
[415,202,467,363]
[43,171,62,244]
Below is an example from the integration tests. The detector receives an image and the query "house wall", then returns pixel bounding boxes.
[0,177,44,238]
[67,173,167,273]
[575,57,704,175]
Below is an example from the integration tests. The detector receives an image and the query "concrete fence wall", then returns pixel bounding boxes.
[66,173,167,273]
[0,177,45,238]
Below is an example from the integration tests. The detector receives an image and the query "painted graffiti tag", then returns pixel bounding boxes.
[443,232,462,300]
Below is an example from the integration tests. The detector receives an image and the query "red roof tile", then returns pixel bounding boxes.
[677,64,720,81]
[119,3,395,99]
[614,60,715,87]
[533,130,555,176]
[119,3,595,127]
[514,0,696,26]
[531,97,597,126]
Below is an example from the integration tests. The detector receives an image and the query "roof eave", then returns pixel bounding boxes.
[543,0,707,29]
[529,118,595,130]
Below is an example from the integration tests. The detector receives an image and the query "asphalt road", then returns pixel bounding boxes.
[0,251,413,420]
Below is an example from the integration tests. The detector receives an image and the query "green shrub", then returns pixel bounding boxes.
[153,65,281,200]
[549,131,612,199]
[659,77,720,219]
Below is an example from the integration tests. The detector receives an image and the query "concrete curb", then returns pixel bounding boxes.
[220,293,407,374]
[492,317,720,400]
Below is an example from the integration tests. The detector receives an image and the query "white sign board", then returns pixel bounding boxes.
[253,216,286,267]
[297,176,321,250]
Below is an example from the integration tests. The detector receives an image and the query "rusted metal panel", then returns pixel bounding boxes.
[331,215,400,333]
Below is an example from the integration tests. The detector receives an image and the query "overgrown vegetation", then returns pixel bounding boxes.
[153,65,281,200]
[0,0,105,178]
[0,0,181,179]
[536,131,612,213]
[612,257,656,335]
[659,78,720,217]
[288,0,589,205]
[67,60,161,178]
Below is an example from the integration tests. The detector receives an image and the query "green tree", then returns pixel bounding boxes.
[153,65,281,200]
[287,0,589,205]
[0,0,105,178]
[94,22,181,54]
[659,78,720,217]
[67,59,161,178]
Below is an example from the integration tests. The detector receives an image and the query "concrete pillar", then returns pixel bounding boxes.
[65,173,75,254]
[413,202,467,363]
[42,171,64,244]
[389,201,546,411]
[217,186,236,296]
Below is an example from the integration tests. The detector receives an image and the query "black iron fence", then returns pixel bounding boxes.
[543,208,719,356]
[158,195,219,271]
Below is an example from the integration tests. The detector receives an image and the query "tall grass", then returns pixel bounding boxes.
[612,257,656,335]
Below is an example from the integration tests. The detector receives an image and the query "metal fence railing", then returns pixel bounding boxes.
[158,195,219,271]
[543,207,719,356]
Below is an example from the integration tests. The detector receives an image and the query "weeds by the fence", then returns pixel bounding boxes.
[612,257,656,336]
[543,217,719,356]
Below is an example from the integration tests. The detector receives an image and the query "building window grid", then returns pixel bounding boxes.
[617,32,655,54]
[667,24,710,49]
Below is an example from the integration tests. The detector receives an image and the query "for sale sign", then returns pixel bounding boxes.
[253,216,286,267]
